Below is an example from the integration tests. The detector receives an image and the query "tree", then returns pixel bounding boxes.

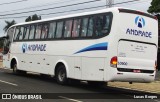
[3,20,16,32]
[148,0,160,14]
[32,14,41,21]
[148,0,160,23]
[25,14,41,22]
[148,0,160,70]
[0,40,3,48]
[25,16,32,22]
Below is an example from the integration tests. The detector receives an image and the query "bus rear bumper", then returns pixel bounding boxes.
[107,71,156,83]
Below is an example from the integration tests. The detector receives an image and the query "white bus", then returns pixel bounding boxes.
[2,7,158,85]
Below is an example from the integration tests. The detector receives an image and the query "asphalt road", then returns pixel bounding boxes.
[0,68,160,102]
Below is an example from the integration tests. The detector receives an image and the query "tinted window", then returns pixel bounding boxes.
[14,27,20,40]
[72,19,81,37]
[19,27,24,40]
[64,20,73,38]
[87,17,94,37]
[48,22,56,38]
[41,24,49,39]
[81,18,88,37]
[35,25,42,39]
[29,25,36,39]
[55,21,63,38]
[95,15,111,36]
[7,27,14,42]
[24,26,30,40]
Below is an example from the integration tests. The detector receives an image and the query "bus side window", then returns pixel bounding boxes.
[19,27,24,40]
[81,17,89,37]
[23,26,30,40]
[14,27,20,40]
[48,22,56,39]
[95,16,103,36]
[64,20,73,38]
[72,19,81,37]
[103,15,110,34]
[7,27,14,42]
[35,25,42,39]
[55,21,63,38]
[41,24,49,39]
[87,17,94,37]
[29,25,36,40]
[95,15,110,36]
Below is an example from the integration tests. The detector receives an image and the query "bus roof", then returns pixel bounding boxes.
[11,7,155,27]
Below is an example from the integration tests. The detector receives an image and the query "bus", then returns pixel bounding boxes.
[2,7,158,85]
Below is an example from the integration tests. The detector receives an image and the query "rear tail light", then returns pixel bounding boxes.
[110,56,117,68]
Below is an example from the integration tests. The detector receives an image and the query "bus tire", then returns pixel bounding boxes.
[56,65,68,85]
[12,63,19,74]
[12,62,26,75]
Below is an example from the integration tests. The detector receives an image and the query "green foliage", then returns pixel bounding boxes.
[148,0,160,24]
[25,14,41,22]
[25,16,32,22]
[148,0,160,14]
[3,20,16,32]
[0,40,3,48]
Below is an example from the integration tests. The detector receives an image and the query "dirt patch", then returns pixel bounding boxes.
[108,81,160,94]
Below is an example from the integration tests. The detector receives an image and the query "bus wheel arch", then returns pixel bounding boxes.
[55,62,68,85]
[11,58,17,69]
[11,58,18,74]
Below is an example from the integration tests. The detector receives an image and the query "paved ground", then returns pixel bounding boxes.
[108,71,160,94]
[0,62,160,102]
[1,61,160,94]
[0,68,159,102]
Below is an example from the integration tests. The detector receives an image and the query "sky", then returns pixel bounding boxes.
[0,0,152,37]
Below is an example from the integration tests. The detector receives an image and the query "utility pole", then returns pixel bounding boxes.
[107,0,114,8]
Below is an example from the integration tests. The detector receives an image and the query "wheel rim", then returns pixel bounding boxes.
[58,69,66,82]
[13,64,17,72]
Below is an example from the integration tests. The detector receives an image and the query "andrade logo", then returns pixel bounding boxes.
[135,16,145,28]
[21,43,46,53]
[125,16,152,38]
[22,43,27,53]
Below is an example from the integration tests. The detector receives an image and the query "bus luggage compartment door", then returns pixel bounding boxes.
[117,40,157,72]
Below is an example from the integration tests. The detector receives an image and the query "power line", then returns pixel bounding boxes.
[0,0,28,6]
[116,0,151,6]
[0,0,75,13]
[0,0,102,17]
[0,0,151,19]
[0,5,106,19]
[115,0,140,5]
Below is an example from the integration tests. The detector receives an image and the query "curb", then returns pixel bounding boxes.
[108,84,160,94]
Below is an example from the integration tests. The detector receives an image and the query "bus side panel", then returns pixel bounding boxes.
[81,57,105,81]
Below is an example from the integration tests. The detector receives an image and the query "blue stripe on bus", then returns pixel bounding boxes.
[74,42,108,54]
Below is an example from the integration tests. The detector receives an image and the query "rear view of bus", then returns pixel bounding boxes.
[109,8,158,83]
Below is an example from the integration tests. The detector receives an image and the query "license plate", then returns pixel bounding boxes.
[133,69,141,73]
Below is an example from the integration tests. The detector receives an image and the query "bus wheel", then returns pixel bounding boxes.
[56,65,68,85]
[12,63,19,74]
[12,63,26,75]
